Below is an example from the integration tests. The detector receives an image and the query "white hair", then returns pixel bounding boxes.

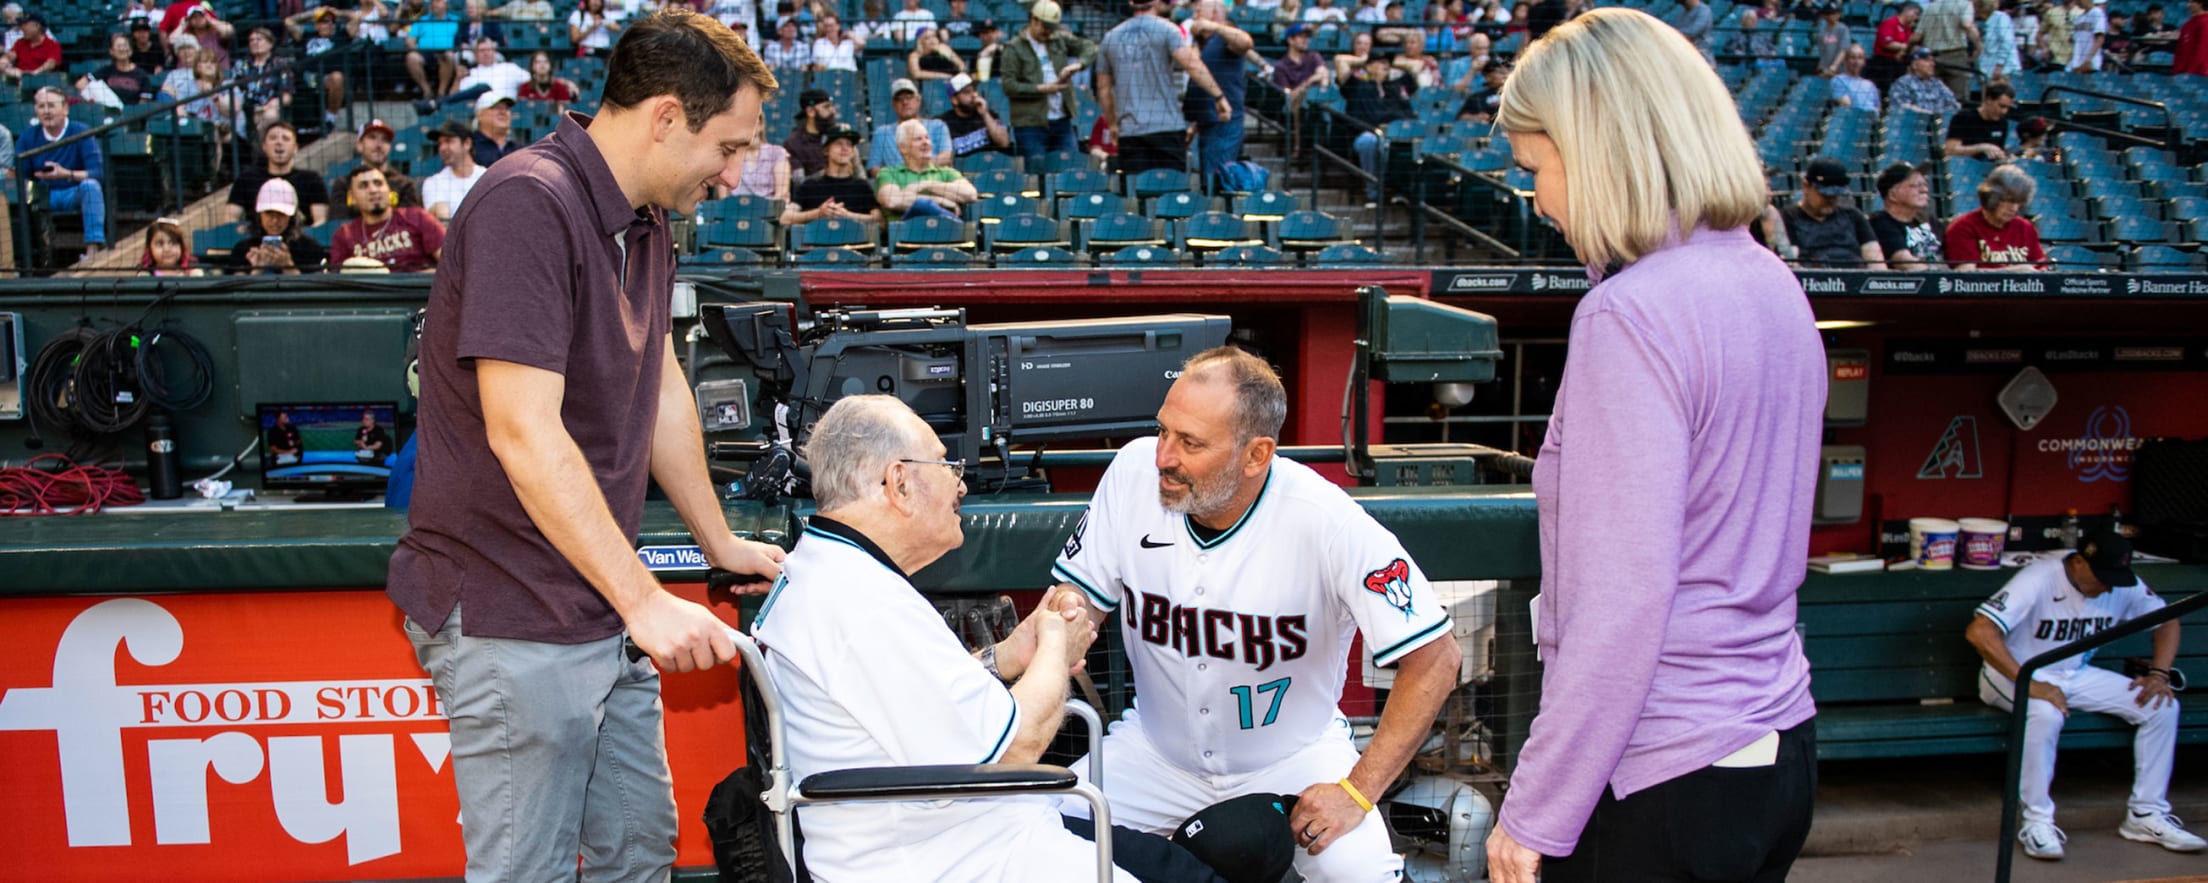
[803,396,926,510]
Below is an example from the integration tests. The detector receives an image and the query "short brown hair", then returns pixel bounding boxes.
[602,8,778,133]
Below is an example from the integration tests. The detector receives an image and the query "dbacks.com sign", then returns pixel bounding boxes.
[0,595,463,881]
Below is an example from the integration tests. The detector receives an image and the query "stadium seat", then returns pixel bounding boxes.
[2034,215,2098,244]
[890,215,977,251]
[1314,243,1390,265]
[970,169,1042,198]
[1459,148,1511,173]
[699,195,783,223]
[1276,210,1355,253]
[895,246,977,267]
[790,218,876,252]
[1234,190,1304,222]
[2110,216,2173,245]
[955,151,1021,175]
[999,246,1085,267]
[1206,245,1288,267]
[2045,245,2110,271]
[700,217,779,251]
[1128,168,1193,201]
[1079,213,1165,253]
[1033,150,1095,174]
[1102,245,1184,266]
[1047,168,1113,203]
[2128,245,2204,272]
[192,226,245,262]
[1177,212,1265,251]
[971,194,1044,224]
[684,247,767,267]
[305,219,344,248]
[795,247,871,265]
[1149,192,1219,223]
[1060,192,1130,222]
[983,213,1070,252]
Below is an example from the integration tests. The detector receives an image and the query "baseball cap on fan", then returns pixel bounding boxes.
[255,177,300,216]
[1031,0,1062,23]
[2080,528,2139,588]
[1804,157,1851,197]
[1169,793,1297,883]
[890,77,921,98]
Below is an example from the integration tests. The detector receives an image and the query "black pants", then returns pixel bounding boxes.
[1542,719,1817,883]
[1061,815,1230,883]
[1117,131,1190,177]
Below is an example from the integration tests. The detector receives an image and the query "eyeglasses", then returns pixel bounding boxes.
[898,457,967,481]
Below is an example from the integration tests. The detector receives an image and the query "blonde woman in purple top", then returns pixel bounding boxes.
[1485,8,1826,883]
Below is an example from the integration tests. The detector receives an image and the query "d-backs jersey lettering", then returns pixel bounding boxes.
[1052,438,1450,776]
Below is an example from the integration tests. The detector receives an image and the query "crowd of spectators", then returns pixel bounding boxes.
[0,0,2191,272]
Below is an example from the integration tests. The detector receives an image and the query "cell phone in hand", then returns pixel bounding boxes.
[262,235,283,249]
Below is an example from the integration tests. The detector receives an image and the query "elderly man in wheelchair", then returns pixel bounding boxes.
[736,395,1252,882]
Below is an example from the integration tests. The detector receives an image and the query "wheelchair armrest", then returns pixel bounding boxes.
[797,764,1078,801]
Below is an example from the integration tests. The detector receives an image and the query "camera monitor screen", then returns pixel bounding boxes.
[257,402,403,500]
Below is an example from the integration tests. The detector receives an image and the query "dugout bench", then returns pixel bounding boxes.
[1800,567,2208,760]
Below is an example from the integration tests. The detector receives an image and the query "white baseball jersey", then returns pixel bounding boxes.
[1052,438,1451,776]
[754,518,1125,883]
[1976,556,2165,679]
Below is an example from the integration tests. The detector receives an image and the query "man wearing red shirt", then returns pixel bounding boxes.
[3,14,59,76]
[331,166,447,272]
[1868,2,1919,88]
[2177,0,2207,76]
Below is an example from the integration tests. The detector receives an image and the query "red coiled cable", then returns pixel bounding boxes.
[0,454,147,516]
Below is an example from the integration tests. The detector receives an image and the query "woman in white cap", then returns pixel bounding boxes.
[229,177,327,274]
[158,32,202,103]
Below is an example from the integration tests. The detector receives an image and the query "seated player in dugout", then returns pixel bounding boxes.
[1051,346,1463,883]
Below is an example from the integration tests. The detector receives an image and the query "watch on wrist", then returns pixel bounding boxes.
[979,643,1005,680]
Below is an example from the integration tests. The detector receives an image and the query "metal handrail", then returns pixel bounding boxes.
[1994,587,2207,883]
[1412,150,1523,261]
[2035,85,2173,152]
[1304,101,1385,245]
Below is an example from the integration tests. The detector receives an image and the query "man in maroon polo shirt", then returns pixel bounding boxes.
[387,9,782,879]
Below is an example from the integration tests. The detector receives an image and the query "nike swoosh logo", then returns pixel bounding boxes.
[2054,595,2067,601]
[1139,535,1174,549]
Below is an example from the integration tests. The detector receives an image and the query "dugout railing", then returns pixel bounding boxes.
[1995,588,2208,883]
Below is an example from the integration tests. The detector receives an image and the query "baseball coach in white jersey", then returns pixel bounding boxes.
[1966,528,2205,861]
[1051,347,1462,882]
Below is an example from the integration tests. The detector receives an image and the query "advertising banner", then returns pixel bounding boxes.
[0,587,749,881]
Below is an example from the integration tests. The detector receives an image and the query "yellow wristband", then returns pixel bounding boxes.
[1337,778,1375,813]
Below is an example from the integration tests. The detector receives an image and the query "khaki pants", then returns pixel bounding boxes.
[1936,47,1976,101]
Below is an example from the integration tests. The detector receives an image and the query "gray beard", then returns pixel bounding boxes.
[1159,469,1238,518]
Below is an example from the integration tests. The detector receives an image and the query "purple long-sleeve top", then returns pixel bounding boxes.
[1500,225,1825,856]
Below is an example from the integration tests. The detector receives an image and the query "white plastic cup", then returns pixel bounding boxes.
[1958,518,2008,570]
[1909,518,1961,570]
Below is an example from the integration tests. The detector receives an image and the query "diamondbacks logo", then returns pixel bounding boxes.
[1063,511,1086,559]
[1918,416,1983,479]
[1363,559,1415,617]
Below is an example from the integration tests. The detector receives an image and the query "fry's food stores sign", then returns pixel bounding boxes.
[0,592,746,882]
